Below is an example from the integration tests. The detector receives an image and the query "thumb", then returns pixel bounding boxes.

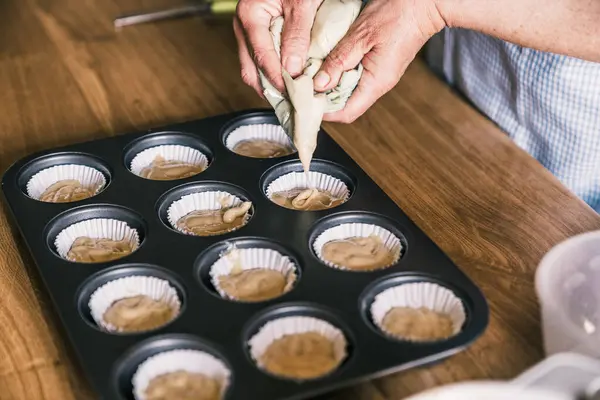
[280,3,321,76]
[313,24,373,92]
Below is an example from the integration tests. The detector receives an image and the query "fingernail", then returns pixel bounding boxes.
[285,55,303,75]
[314,71,330,89]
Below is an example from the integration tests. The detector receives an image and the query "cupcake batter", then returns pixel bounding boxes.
[260,331,340,379]
[232,139,294,158]
[270,188,344,211]
[140,155,204,180]
[381,306,455,341]
[66,237,134,263]
[103,295,175,332]
[321,236,396,270]
[176,201,251,236]
[144,370,221,400]
[39,179,95,203]
[218,268,288,302]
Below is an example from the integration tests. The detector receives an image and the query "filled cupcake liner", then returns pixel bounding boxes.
[370,282,467,340]
[209,247,298,300]
[265,171,350,201]
[54,218,140,260]
[129,145,209,177]
[132,349,231,400]
[166,191,250,234]
[248,316,347,370]
[312,223,403,270]
[225,124,295,153]
[88,275,181,332]
[26,164,106,201]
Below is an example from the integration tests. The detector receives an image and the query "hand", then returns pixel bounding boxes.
[315,0,446,123]
[233,0,323,96]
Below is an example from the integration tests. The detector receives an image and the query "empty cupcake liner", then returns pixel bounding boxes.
[225,124,295,153]
[166,191,250,235]
[26,164,106,201]
[370,282,467,340]
[265,171,350,201]
[129,145,209,177]
[248,316,347,373]
[88,275,181,332]
[209,246,298,300]
[312,223,403,270]
[132,349,231,400]
[54,218,140,261]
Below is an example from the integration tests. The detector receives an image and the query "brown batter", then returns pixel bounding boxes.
[140,155,205,180]
[218,269,287,302]
[270,188,344,211]
[321,236,395,270]
[144,371,221,400]
[39,179,95,203]
[66,237,134,263]
[260,332,340,379]
[232,139,294,158]
[102,295,175,333]
[176,202,251,236]
[381,307,455,341]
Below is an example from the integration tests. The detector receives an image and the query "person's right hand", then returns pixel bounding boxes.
[233,0,323,97]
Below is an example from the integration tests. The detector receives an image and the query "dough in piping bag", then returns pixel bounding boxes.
[258,0,363,172]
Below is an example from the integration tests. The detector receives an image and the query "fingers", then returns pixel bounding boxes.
[233,16,263,97]
[236,1,285,91]
[280,1,321,76]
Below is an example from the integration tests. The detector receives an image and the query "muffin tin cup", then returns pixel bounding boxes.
[54,218,140,261]
[129,144,209,178]
[88,275,181,333]
[265,171,350,204]
[312,222,403,271]
[370,281,467,341]
[224,124,295,156]
[209,246,298,302]
[248,315,348,380]
[131,348,231,400]
[26,164,107,202]
[166,191,251,236]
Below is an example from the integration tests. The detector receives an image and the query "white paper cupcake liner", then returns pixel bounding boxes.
[265,171,350,201]
[248,316,347,373]
[209,247,297,300]
[54,218,140,261]
[132,349,231,400]
[370,282,467,340]
[225,124,295,153]
[129,145,209,177]
[88,275,181,332]
[26,164,106,201]
[166,191,250,234]
[313,223,403,270]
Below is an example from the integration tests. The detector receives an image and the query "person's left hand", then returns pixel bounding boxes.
[314,0,447,123]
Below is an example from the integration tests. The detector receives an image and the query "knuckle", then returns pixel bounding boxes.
[241,69,255,86]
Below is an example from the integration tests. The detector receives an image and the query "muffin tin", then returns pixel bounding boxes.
[1,109,489,400]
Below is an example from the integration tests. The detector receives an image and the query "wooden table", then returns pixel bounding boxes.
[1,0,599,399]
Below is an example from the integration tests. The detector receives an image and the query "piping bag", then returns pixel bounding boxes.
[258,0,364,173]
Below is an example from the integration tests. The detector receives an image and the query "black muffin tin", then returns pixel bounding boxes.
[1,109,489,400]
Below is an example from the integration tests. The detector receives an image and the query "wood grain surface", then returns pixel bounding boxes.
[1,1,599,399]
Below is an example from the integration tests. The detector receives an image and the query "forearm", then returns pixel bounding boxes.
[437,0,600,62]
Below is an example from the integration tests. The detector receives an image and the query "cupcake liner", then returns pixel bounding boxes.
[370,282,467,340]
[225,124,295,152]
[54,218,140,260]
[132,349,231,400]
[129,145,208,177]
[265,171,350,201]
[248,316,347,371]
[26,164,106,201]
[313,223,403,270]
[88,275,181,332]
[209,247,298,300]
[166,191,250,234]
